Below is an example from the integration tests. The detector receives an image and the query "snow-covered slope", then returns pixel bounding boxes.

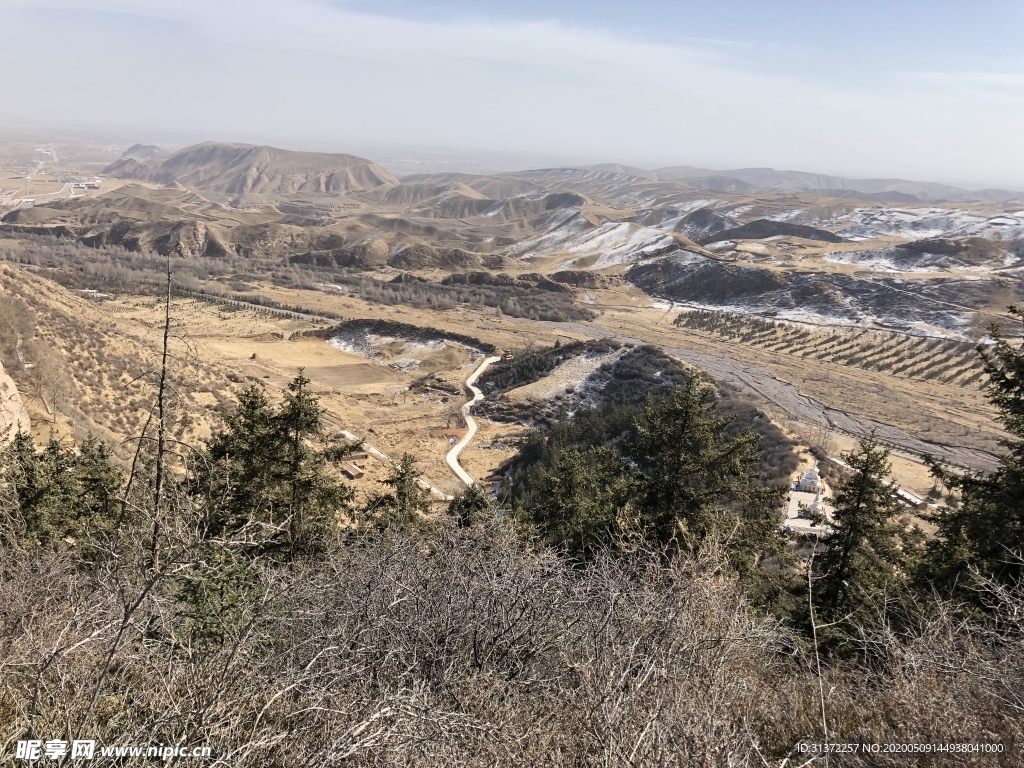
[625,252,1002,336]
[510,211,687,268]
[824,239,1021,273]
[830,207,1024,241]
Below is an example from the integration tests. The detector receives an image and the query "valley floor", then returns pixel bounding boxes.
[4,262,1000,505]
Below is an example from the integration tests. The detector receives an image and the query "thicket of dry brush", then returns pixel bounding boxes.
[1,513,1022,765]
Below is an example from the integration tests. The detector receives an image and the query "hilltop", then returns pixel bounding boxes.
[103,142,399,203]
[648,165,1024,203]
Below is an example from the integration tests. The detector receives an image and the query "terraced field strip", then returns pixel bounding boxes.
[673,309,985,386]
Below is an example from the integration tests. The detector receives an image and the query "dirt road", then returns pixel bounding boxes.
[446,356,502,487]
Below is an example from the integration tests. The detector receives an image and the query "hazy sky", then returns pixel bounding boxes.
[2,0,1023,187]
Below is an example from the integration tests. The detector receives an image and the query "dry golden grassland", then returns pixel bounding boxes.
[97,285,555,497]
[1,266,240,452]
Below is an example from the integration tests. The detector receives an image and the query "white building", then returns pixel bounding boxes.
[809,489,824,514]
[895,488,927,510]
[796,466,821,493]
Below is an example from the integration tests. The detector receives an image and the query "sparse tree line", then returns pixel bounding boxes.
[0,233,598,324]
[170,288,341,322]
[300,319,496,355]
[326,272,596,322]
[0,232,321,296]
[476,338,619,396]
[675,308,987,387]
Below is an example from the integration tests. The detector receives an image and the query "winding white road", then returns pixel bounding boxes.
[445,356,501,487]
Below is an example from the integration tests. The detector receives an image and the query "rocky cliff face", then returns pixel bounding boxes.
[156,221,230,258]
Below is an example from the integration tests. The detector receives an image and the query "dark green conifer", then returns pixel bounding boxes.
[2,432,123,550]
[279,370,351,559]
[812,436,911,623]
[361,454,433,531]
[447,483,494,528]
[197,371,352,561]
[202,385,283,536]
[526,446,632,559]
[923,307,1024,593]
[631,380,783,571]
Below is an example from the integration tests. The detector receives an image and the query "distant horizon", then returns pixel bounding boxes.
[4,120,1021,196]
[1,1,1022,190]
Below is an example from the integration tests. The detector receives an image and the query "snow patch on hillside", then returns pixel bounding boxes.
[480,200,507,217]
[562,224,677,268]
[506,210,593,256]
[765,209,807,223]
[828,207,1024,241]
[510,214,682,267]
[823,248,1022,273]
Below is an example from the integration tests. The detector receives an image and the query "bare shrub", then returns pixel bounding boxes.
[0,523,795,765]
[771,579,1024,765]
[2,514,1023,765]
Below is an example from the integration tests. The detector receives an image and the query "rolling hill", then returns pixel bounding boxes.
[607,164,1024,203]
[103,142,399,202]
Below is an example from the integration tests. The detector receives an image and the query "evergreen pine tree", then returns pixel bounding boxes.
[202,385,285,536]
[2,431,123,550]
[525,446,632,559]
[361,454,433,530]
[630,380,784,571]
[278,370,351,559]
[197,372,352,561]
[923,307,1024,592]
[813,436,910,623]
[447,482,494,528]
